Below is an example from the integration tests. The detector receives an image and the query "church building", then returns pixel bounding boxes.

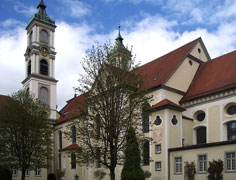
[0,1,235,180]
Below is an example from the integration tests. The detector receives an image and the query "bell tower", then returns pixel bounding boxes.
[22,0,57,122]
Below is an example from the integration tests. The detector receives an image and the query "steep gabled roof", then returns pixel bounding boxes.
[133,38,201,90]
[182,50,236,102]
[61,144,80,151]
[57,94,86,124]
[149,99,185,112]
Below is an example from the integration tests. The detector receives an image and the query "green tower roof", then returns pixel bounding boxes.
[27,0,55,28]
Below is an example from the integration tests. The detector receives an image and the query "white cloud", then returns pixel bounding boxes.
[57,0,90,18]
[0,19,23,28]
[1,12,236,109]
[13,2,36,17]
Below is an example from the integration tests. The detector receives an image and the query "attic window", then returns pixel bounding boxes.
[198,48,201,53]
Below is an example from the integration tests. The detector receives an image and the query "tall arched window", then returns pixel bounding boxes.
[227,121,236,140]
[39,87,49,105]
[95,114,101,139]
[40,59,48,76]
[29,31,33,44]
[196,126,206,144]
[40,30,49,44]
[143,140,150,165]
[142,102,150,133]
[58,131,62,150]
[27,60,31,76]
[71,126,76,144]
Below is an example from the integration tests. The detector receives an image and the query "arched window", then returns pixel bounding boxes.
[95,114,101,139]
[143,140,150,165]
[40,30,49,44]
[58,131,62,150]
[29,31,33,44]
[142,102,150,133]
[27,60,31,76]
[40,59,48,76]
[39,87,49,105]
[196,126,206,144]
[71,126,76,144]
[227,121,236,140]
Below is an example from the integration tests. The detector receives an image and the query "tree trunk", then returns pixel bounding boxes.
[110,167,115,180]
[21,167,26,180]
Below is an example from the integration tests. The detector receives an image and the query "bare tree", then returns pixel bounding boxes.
[0,90,53,180]
[69,40,149,180]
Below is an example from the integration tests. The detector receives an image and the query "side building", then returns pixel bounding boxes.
[55,35,236,180]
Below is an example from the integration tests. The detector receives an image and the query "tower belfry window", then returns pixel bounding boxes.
[40,30,49,44]
[40,59,48,76]
[27,60,31,76]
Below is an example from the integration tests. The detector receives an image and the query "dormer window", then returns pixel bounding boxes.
[40,30,49,44]
[40,59,48,76]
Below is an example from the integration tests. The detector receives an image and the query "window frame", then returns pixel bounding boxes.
[197,154,207,174]
[225,151,236,172]
[143,140,150,166]
[174,156,182,175]
[11,168,18,177]
[39,59,49,76]
[25,169,30,177]
[227,121,236,141]
[155,144,161,154]
[155,161,161,171]
[35,168,41,177]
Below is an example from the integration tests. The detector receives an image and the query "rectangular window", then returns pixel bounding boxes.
[174,157,182,174]
[198,154,207,173]
[58,153,61,170]
[155,161,161,171]
[96,147,101,168]
[155,144,161,154]
[59,131,62,150]
[35,168,41,176]
[225,151,236,172]
[11,168,17,177]
[25,169,30,177]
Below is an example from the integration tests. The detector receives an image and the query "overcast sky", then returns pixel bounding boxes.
[0,0,236,110]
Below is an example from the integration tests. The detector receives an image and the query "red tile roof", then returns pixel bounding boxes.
[149,99,185,112]
[57,38,200,124]
[133,38,201,90]
[61,144,80,151]
[182,50,236,102]
[57,94,86,124]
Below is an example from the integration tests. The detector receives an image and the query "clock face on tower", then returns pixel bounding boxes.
[40,47,49,57]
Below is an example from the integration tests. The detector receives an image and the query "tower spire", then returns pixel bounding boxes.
[116,24,124,44]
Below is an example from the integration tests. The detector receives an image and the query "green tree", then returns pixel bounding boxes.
[94,169,106,180]
[0,90,53,180]
[121,127,145,180]
[70,39,149,180]
[207,159,223,180]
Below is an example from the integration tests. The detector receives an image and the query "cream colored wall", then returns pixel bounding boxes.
[182,119,193,146]
[182,94,236,144]
[168,110,182,148]
[170,143,236,180]
[208,105,220,142]
[165,57,200,92]
[189,41,209,62]
[149,110,167,180]
[147,88,183,106]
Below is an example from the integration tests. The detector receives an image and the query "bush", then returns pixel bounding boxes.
[207,159,223,180]
[48,173,57,180]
